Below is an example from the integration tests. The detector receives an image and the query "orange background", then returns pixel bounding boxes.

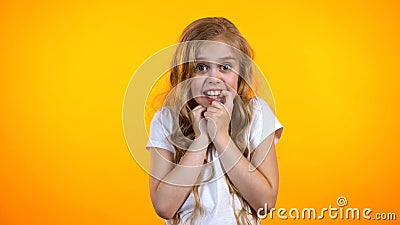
[1,0,399,224]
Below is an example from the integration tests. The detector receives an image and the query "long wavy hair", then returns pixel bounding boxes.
[165,17,258,225]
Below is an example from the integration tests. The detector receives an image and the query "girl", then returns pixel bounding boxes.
[146,17,283,225]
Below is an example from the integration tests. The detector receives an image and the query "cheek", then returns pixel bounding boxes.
[194,96,210,107]
[190,77,210,107]
[225,76,239,92]
[190,78,204,97]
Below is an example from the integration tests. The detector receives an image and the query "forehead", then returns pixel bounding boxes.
[195,42,237,62]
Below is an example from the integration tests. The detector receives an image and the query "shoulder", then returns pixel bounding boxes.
[152,106,175,120]
[147,106,177,154]
[248,96,275,128]
[150,106,178,129]
[247,97,283,151]
[249,96,273,113]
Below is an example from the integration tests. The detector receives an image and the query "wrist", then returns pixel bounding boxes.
[196,131,210,141]
[213,132,231,153]
[191,134,210,150]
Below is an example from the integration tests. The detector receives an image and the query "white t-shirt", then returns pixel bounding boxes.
[146,97,283,225]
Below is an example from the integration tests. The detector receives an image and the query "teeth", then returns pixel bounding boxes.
[205,90,221,96]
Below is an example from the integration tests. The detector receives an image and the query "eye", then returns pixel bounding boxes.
[195,63,208,72]
[220,64,231,71]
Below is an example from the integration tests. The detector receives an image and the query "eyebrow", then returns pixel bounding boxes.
[196,56,237,62]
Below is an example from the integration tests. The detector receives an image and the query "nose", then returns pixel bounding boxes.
[206,77,222,85]
[207,67,223,83]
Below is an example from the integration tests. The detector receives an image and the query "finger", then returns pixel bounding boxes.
[191,106,206,120]
[203,111,214,120]
[192,105,206,114]
[220,90,235,105]
[192,104,204,111]
[211,100,230,114]
[206,105,220,112]
[210,100,225,109]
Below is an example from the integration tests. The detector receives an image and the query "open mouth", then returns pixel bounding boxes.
[203,89,225,103]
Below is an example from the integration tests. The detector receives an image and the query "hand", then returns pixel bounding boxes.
[189,105,208,140]
[204,90,235,140]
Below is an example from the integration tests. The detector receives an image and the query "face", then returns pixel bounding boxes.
[190,41,239,107]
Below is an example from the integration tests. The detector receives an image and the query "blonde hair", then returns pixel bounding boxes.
[166,17,257,225]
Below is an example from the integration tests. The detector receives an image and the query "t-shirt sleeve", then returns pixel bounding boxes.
[145,108,176,155]
[248,97,283,152]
